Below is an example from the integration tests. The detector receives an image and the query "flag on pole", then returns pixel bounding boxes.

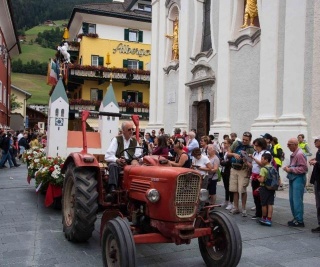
[47,59,58,86]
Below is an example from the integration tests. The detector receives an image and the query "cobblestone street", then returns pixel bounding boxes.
[0,163,320,267]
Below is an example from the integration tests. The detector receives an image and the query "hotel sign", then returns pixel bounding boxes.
[113,43,151,57]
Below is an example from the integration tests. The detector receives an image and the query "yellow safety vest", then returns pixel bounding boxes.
[298,142,308,154]
[273,143,282,166]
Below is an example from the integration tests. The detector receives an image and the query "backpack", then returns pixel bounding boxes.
[280,151,285,161]
[231,141,252,164]
[264,166,280,191]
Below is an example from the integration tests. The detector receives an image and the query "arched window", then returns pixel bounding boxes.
[55,108,59,117]
[61,109,64,117]
[202,0,212,52]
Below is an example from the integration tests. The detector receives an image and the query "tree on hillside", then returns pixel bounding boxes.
[10,94,23,112]
[11,0,111,30]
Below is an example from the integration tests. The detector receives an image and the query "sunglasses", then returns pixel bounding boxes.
[127,128,135,132]
[243,132,252,138]
[287,143,295,146]
[315,139,319,143]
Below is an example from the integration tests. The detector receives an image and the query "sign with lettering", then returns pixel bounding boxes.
[113,43,151,57]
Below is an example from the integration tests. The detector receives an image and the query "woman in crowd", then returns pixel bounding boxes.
[271,136,284,190]
[207,145,220,205]
[248,138,269,220]
[169,139,190,168]
[200,135,210,156]
[29,134,40,148]
[191,148,212,189]
[220,138,234,210]
[151,135,169,157]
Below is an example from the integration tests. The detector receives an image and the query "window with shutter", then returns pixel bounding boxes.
[138,61,143,70]
[128,60,139,69]
[82,23,89,34]
[123,59,128,68]
[124,29,129,41]
[88,24,96,34]
[92,55,99,66]
[138,31,143,42]
[98,57,104,66]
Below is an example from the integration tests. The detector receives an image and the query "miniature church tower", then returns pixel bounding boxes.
[46,78,69,157]
[99,82,120,153]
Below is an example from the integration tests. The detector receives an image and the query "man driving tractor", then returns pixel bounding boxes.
[105,121,142,199]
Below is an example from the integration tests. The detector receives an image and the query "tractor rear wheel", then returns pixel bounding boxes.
[62,166,98,242]
[102,217,136,267]
[198,210,242,267]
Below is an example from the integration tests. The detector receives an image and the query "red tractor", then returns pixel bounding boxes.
[61,111,242,267]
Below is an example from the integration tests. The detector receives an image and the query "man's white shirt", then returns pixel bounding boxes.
[105,136,141,163]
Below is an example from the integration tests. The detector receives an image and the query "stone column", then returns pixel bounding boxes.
[251,0,279,129]
[278,0,307,128]
[173,1,189,130]
[148,0,160,126]
[311,0,320,139]
[210,0,232,136]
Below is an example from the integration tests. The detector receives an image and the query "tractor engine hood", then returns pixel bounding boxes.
[122,166,202,222]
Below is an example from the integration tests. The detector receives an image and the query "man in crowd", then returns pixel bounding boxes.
[283,138,308,227]
[309,136,320,232]
[228,132,254,217]
[105,121,141,199]
[261,133,273,152]
[297,134,312,156]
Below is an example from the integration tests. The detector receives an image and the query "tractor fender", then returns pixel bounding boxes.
[100,209,124,242]
[61,152,100,174]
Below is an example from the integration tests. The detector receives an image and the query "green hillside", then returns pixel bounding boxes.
[11,73,51,105]
[11,20,67,105]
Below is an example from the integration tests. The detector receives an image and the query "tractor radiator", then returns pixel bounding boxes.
[175,173,201,218]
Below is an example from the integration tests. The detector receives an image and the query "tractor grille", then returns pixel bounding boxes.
[175,173,201,218]
[131,180,150,193]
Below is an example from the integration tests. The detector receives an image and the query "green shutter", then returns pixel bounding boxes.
[138,92,143,102]
[122,91,128,101]
[98,90,103,101]
[124,29,129,41]
[82,23,89,34]
[98,57,104,66]
[123,59,128,68]
[138,61,143,70]
[138,31,143,42]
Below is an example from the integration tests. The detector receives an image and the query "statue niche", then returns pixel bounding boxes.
[165,18,179,60]
[241,0,258,28]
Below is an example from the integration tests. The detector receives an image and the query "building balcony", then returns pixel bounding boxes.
[68,100,149,120]
[68,65,150,84]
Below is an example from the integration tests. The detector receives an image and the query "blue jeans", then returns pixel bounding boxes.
[0,150,14,167]
[289,175,306,222]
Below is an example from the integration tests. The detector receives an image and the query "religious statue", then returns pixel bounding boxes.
[165,18,179,60]
[57,41,70,63]
[241,0,258,28]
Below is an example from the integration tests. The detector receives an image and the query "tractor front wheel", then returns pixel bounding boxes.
[198,211,242,267]
[102,217,136,267]
[62,166,98,242]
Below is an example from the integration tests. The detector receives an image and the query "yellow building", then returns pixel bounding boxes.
[64,0,151,130]
[10,85,31,130]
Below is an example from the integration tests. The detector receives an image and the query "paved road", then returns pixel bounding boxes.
[0,163,320,267]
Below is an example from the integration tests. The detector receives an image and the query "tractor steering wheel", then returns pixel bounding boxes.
[119,146,148,164]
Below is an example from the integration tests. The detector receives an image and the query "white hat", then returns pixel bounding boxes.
[313,136,320,140]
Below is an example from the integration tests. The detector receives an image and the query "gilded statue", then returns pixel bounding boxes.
[241,0,258,28]
[165,18,179,60]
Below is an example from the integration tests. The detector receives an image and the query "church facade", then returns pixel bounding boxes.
[148,0,320,149]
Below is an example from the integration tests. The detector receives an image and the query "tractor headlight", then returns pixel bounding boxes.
[146,189,160,203]
[199,189,209,202]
